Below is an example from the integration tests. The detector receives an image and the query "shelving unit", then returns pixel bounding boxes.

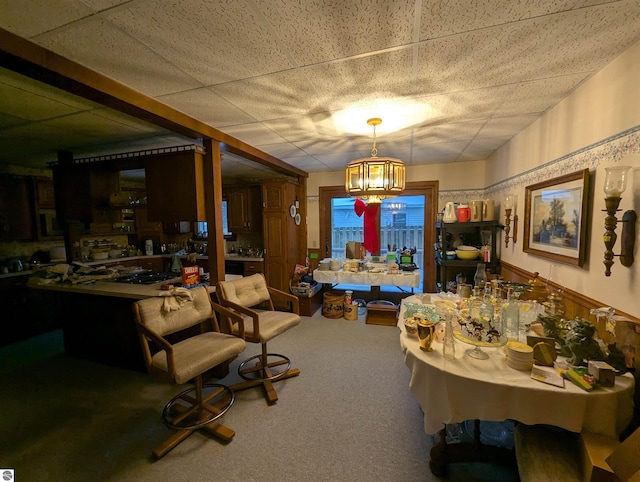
[435,221,502,292]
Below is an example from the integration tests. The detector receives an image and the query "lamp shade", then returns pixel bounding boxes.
[345,157,405,203]
[603,166,631,197]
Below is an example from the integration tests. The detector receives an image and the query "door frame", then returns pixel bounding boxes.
[319,181,438,293]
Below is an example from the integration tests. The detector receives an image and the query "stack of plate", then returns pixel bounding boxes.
[505,341,534,371]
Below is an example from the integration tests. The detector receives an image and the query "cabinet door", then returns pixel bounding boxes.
[146,150,206,222]
[226,186,262,233]
[263,212,287,291]
[0,176,33,240]
[227,189,248,232]
[36,180,56,207]
[245,186,262,232]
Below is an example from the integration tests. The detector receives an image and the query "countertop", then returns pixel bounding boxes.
[0,253,263,281]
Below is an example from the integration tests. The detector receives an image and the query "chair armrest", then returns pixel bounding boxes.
[267,287,300,315]
[136,322,176,377]
[211,302,245,339]
[218,299,261,338]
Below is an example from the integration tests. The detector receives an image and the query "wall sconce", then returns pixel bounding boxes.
[603,166,636,276]
[504,194,518,247]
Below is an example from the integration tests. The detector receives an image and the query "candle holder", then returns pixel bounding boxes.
[602,166,636,276]
[504,194,518,247]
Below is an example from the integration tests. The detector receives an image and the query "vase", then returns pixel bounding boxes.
[418,321,436,351]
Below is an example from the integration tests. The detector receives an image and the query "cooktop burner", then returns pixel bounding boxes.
[113,270,179,285]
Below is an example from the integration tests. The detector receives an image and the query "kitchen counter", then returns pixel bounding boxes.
[27,266,242,371]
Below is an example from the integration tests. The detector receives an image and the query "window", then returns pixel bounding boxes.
[194,200,231,237]
[319,182,438,293]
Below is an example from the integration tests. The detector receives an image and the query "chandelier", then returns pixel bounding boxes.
[345,118,405,203]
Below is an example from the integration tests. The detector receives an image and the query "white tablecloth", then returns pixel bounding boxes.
[399,295,635,438]
[313,269,421,288]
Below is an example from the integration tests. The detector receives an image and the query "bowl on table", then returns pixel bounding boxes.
[456,246,479,260]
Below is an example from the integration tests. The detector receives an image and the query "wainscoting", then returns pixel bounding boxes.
[501,261,639,372]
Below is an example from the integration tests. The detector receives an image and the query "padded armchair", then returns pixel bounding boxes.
[216,273,301,405]
[133,286,246,458]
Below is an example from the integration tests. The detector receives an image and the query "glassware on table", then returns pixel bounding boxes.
[518,300,545,342]
[443,314,456,360]
[501,287,520,341]
[474,263,488,289]
[545,264,565,317]
[456,286,507,360]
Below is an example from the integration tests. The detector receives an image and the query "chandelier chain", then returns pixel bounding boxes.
[371,122,378,157]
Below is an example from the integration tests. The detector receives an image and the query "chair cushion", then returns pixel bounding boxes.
[240,310,301,343]
[218,273,271,308]
[136,286,213,337]
[151,332,246,384]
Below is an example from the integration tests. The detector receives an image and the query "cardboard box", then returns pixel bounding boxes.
[607,426,640,481]
[181,265,200,287]
[588,360,616,387]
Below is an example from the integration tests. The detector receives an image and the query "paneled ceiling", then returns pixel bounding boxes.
[1,0,639,181]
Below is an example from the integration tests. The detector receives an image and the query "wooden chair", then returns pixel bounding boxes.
[132,286,246,458]
[216,273,301,405]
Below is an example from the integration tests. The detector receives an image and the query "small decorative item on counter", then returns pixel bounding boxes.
[564,318,607,366]
[520,272,549,303]
[587,360,616,387]
[404,317,418,337]
[344,290,353,305]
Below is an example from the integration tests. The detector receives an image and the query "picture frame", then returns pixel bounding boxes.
[523,169,590,266]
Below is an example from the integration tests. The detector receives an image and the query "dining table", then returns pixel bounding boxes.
[312,268,420,298]
[398,294,635,476]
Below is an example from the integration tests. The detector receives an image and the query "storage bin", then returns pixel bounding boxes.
[323,291,344,318]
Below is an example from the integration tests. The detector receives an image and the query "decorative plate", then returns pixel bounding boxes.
[294,213,301,225]
[290,205,297,217]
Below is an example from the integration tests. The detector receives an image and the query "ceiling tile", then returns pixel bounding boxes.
[104,0,294,85]
[158,88,257,127]
[0,0,93,38]
[255,0,416,65]
[36,18,203,96]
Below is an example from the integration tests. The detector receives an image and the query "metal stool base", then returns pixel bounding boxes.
[238,353,292,382]
[162,383,234,431]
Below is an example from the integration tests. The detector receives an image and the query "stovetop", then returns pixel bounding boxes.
[113,270,179,285]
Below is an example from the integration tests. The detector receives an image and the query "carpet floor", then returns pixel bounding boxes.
[0,310,519,481]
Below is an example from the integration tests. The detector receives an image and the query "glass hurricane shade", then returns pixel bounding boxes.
[504,194,516,210]
[603,166,631,197]
[345,157,405,203]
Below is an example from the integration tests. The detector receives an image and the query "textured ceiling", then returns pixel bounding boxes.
[1,0,639,181]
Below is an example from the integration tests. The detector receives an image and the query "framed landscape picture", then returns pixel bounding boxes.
[523,169,590,266]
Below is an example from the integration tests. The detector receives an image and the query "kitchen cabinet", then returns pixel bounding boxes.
[435,221,502,292]
[243,260,264,276]
[262,180,304,294]
[0,175,34,240]
[226,185,262,233]
[36,179,56,208]
[146,148,206,222]
[52,164,120,223]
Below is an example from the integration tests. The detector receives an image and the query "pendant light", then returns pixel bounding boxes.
[345,118,405,203]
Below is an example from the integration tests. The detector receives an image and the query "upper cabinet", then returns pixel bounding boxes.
[52,164,119,223]
[0,175,33,240]
[146,149,206,222]
[226,185,262,233]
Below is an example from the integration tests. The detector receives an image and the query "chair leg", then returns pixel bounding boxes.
[231,344,300,405]
[152,377,236,458]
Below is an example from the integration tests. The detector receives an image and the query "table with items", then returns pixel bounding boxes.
[398,294,635,475]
